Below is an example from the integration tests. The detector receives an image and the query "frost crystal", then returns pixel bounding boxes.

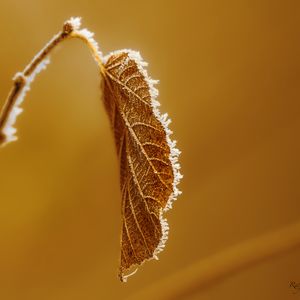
[68,17,82,31]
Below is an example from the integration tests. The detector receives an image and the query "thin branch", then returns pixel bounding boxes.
[126,220,300,300]
[0,17,104,147]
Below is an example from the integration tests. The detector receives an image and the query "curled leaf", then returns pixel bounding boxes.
[102,50,182,281]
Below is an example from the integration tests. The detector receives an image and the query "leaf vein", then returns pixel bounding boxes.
[127,153,160,233]
[127,182,152,256]
[106,71,151,107]
[131,122,163,133]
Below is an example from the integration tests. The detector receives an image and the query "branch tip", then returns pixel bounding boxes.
[63,17,82,34]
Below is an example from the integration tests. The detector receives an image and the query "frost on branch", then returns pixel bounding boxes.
[0,58,50,146]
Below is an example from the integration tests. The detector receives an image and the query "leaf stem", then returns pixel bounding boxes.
[126,220,300,300]
[70,30,105,75]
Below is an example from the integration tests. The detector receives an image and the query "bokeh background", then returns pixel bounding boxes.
[0,0,299,299]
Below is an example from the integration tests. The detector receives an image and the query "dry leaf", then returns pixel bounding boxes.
[101,50,182,281]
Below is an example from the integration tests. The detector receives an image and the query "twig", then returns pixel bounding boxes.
[126,220,300,300]
[0,17,103,147]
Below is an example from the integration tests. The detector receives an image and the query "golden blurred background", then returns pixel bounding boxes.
[0,0,299,299]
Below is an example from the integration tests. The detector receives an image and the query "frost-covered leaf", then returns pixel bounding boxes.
[102,50,182,281]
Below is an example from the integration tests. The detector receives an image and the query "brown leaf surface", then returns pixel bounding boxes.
[101,50,182,281]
